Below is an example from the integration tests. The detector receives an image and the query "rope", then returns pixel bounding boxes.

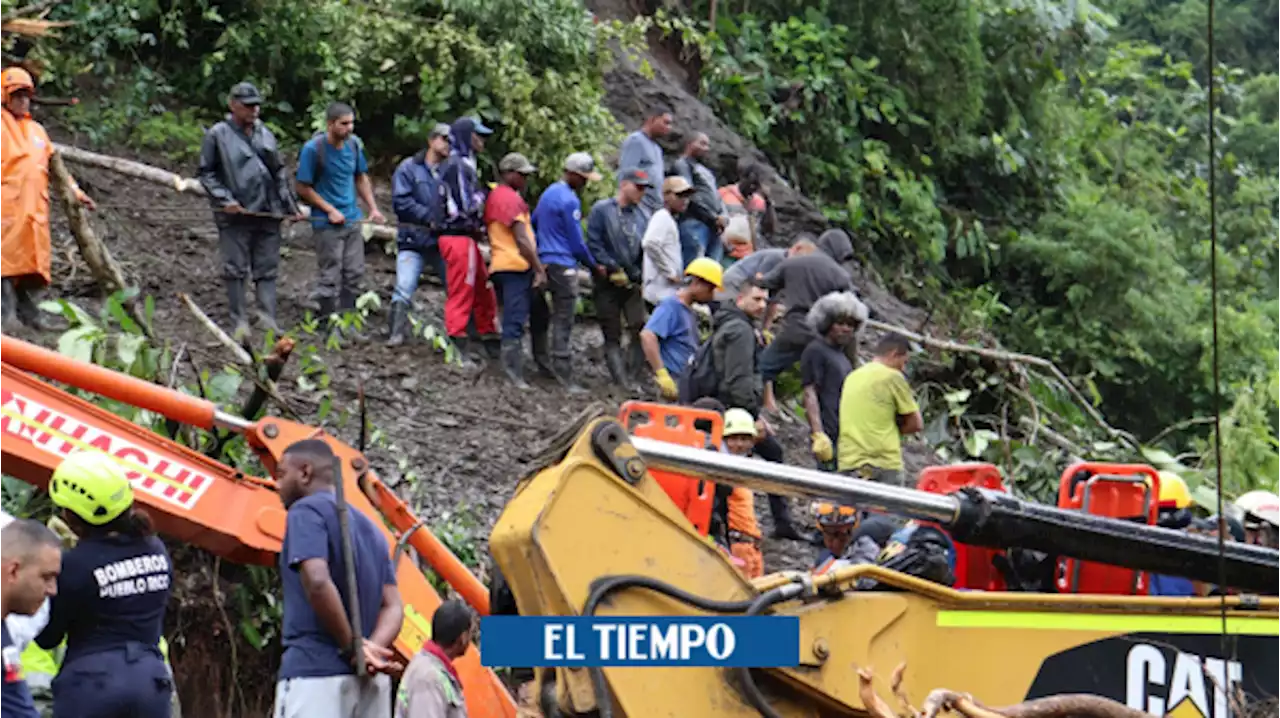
[87,201,454,235]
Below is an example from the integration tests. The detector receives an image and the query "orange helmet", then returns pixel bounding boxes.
[1,66,35,103]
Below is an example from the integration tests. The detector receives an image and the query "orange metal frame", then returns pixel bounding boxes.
[0,336,517,718]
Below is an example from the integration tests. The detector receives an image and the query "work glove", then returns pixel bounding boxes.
[762,329,776,345]
[655,368,679,400]
[811,432,834,462]
[608,270,630,287]
[47,516,78,548]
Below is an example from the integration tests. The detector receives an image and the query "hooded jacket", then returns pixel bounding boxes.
[816,229,854,264]
[711,304,763,416]
[448,117,479,174]
[198,115,298,222]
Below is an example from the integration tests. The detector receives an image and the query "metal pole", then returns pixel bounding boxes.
[331,454,364,672]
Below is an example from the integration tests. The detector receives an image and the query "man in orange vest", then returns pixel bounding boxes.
[2,67,96,331]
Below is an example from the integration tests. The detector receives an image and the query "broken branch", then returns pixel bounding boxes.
[179,292,253,366]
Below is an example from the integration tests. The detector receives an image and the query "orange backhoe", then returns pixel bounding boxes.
[0,334,519,718]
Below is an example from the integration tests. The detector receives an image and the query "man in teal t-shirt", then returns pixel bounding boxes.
[295,102,386,334]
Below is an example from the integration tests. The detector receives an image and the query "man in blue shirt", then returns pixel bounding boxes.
[295,102,386,339]
[274,439,405,718]
[532,152,604,394]
[386,122,451,347]
[639,257,722,400]
[1,519,62,718]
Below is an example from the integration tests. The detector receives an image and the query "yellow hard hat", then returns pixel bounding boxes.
[50,451,134,525]
[722,408,758,438]
[1155,471,1192,510]
[685,257,724,289]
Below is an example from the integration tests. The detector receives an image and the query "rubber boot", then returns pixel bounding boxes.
[254,279,281,334]
[13,284,52,332]
[317,296,340,338]
[501,339,532,390]
[604,345,630,387]
[481,333,502,360]
[449,336,477,369]
[386,302,409,347]
[552,355,587,395]
[2,279,20,331]
[225,278,250,341]
[530,329,556,379]
[626,339,647,381]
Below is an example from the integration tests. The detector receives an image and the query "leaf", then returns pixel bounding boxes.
[116,334,146,369]
[239,619,266,650]
[208,372,243,403]
[57,326,101,364]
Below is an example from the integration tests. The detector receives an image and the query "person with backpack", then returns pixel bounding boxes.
[586,168,651,388]
[197,82,304,339]
[692,278,802,540]
[438,129,499,366]
[640,257,722,400]
[295,102,386,339]
[386,123,452,347]
[801,292,868,470]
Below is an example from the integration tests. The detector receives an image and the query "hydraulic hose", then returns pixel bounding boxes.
[580,574,778,718]
[730,588,799,718]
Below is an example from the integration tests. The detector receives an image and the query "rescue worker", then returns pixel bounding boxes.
[757,229,856,414]
[586,168,651,387]
[811,504,857,575]
[273,439,404,718]
[295,102,386,340]
[393,599,474,718]
[531,152,604,394]
[2,67,96,332]
[640,257,723,400]
[801,292,868,470]
[485,152,548,389]
[1234,490,1279,549]
[197,81,303,339]
[438,126,499,367]
[1,519,61,718]
[671,132,728,265]
[722,408,766,579]
[837,333,923,487]
[641,176,698,307]
[35,451,174,717]
[710,279,802,540]
[387,122,452,347]
[617,108,671,225]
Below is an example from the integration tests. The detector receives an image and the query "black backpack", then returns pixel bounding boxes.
[677,336,720,404]
[308,131,365,183]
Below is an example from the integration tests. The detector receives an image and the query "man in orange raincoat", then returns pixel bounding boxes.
[2,66,96,331]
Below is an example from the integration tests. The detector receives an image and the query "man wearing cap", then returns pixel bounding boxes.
[531,153,604,394]
[586,168,651,387]
[448,117,493,175]
[198,81,303,339]
[386,122,452,347]
[617,108,672,226]
[640,176,697,307]
[1,66,96,333]
[486,152,546,389]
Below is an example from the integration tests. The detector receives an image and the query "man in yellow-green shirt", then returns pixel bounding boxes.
[837,333,923,487]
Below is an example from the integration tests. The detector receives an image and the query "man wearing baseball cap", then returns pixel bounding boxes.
[486,152,547,389]
[386,122,453,346]
[197,81,304,339]
[531,152,605,393]
[586,167,651,388]
[640,175,697,307]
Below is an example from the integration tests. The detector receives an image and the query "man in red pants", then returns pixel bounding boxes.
[437,140,499,367]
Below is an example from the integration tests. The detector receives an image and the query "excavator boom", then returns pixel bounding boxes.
[0,336,518,718]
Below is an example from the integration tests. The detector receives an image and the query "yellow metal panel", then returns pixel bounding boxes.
[936,610,1280,635]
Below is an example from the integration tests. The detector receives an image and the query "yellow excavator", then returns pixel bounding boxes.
[489,407,1279,718]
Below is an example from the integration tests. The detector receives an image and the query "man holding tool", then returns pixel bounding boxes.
[273,439,405,718]
[198,81,304,339]
[2,66,96,333]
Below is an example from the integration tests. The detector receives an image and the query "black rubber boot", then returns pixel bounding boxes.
[386,302,409,347]
[16,284,64,332]
[501,339,532,390]
[254,279,281,334]
[604,345,629,387]
[3,279,20,331]
[481,333,502,360]
[449,335,478,369]
[225,278,250,341]
[530,329,556,379]
[552,355,587,395]
[626,339,647,380]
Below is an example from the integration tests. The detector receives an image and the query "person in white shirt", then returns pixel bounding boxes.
[641,176,697,306]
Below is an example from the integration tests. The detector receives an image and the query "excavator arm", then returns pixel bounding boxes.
[0,335,518,718]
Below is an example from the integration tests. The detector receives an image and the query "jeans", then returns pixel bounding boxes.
[492,270,550,341]
[313,224,365,301]
[592,281,647,348]
[679,218,720,265]
[759,313,818,382]
[391,245,446,306]
[546,264,578,360]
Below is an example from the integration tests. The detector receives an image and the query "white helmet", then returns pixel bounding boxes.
[1233,490,1280,527]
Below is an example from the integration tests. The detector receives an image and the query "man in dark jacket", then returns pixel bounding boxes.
[385,123,451,347]
[711,279,802,540]
[757,229,857,414]
[586,168,650,386]
[198,82,303,339]
[671,132,727,266]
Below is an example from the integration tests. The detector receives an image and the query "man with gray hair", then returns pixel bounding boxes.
[198,81,304,339]
[1,517,62,718]
[801,291,868,470]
